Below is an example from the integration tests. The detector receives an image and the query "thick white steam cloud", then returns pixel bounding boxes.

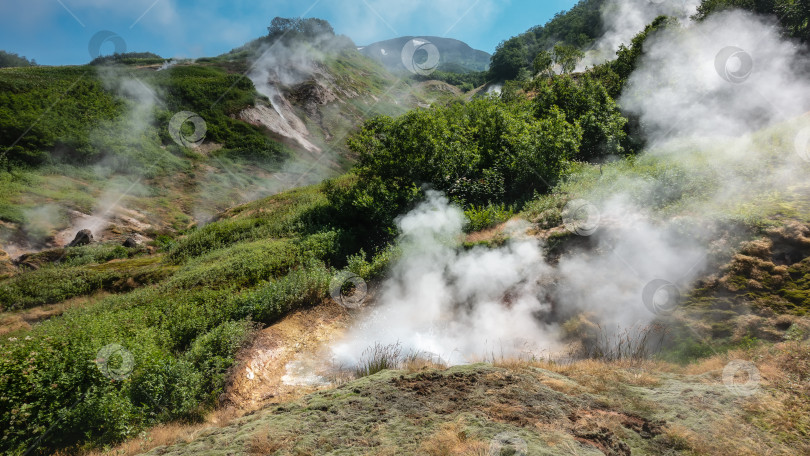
[332,192,707,365]
[332,191,558,365]
[621,10,810,142]
[578,0,700,71]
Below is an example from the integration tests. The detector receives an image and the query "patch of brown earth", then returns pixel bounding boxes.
[569,409,664,455]
[0,293,109,335]
[222,299,351,410]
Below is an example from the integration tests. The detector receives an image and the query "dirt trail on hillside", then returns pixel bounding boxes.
[223,300,351,410]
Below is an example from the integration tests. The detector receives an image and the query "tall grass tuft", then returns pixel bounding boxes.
[354,342,403,378]
[576,323,669,363]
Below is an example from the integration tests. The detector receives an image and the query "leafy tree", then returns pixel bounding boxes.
[0,50,36,68]
[533,74,628,160]
[774,0,810,42]
[553,44,585,74]
[533,50,553,77]
[694,0,777,19]
[489,37,528,81]
[488,0,606,81]
[589,15,677,98]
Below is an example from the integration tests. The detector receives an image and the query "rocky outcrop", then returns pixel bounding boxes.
[67,229,94,247]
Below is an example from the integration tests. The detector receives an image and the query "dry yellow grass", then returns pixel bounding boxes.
[79,406,250,456]
[246,433,285,455]
[81,422,204,456]
[420,420,489,456]
[402,356,448,373]
[0,293,107,335]
[505,358,667,393]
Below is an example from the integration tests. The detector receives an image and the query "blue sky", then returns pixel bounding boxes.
[0,0,578,65]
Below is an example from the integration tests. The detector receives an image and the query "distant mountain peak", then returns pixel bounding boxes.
[358,36,490,74]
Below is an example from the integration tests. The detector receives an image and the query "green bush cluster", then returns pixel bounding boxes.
[0,180,362,453]
[328,97,582,236]
[0,50,36,68]
[0,256,335,454]
[529,74,628,159]
[89,52,163,66]
[464,204,515,232]
[0,266,116,310]
[0,67,123,166]
[166,185,333,263]
[0,285,259,452]
[0,249,173,311]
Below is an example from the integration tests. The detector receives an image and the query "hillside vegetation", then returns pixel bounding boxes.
[1,3,810,455]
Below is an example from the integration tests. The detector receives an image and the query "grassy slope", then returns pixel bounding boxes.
[142,340,810,455]
[0,48,448,256]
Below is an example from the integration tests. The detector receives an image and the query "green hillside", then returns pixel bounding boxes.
[1,3,810,456]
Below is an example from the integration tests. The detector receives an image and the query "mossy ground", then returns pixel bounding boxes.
[140,339,810,455]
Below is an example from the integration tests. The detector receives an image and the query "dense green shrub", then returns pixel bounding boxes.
[89,52,163,66]
[531,74,628,159]
[464,204,515,232]
[0,50,36,68]
[0,254,332,453]
[166,189,333,263]
[0,266,116,310]
[165,231,340,291]
[0,255,172,311]
[330,97,581,236]
[233,262,331,323]
[0,67,122,166]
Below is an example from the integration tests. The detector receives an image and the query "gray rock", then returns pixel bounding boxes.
[68,229,94,247]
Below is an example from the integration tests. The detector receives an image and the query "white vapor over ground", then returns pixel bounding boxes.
[331,192,707,366]
[332,191,559,365]
[578,0,700,71]
[331,10,810,367]
[621,10,810,142]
